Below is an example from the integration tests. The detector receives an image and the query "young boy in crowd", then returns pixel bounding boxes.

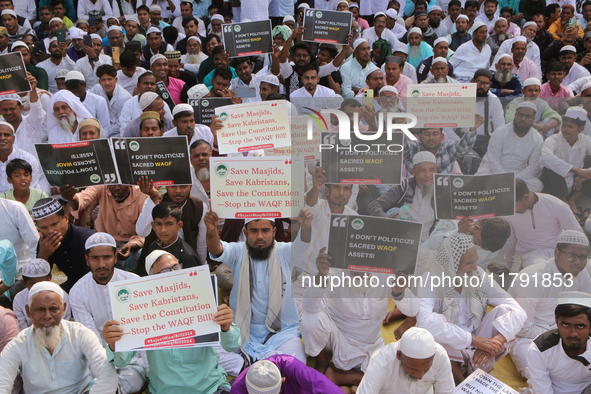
[0,159,48,214]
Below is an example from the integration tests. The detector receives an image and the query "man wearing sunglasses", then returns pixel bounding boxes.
[509,230,591,380]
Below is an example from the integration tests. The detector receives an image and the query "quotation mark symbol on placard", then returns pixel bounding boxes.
[284,160,292,164]
[436,176,449,186]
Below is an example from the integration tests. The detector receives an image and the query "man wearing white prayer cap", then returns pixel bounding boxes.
[357,327,455,393]
[258,74,280,101]
[46,90,95,143]
[406,27,433,69]
[282,15,295,30]
[143,26,174,64]
[66,27,86,62]
[121,89,175,137]
[559,45,591,87]
[524,291,591,394]
[505,77,561,130]
[416,37,455,82]
[0,280,119,393]
[490,27,542,79]
[37,36,78,94]
[490,53,524,98]
[180,35,207,75]
[69,232,148,393]
[447,14,471,52]
[510,230,591,380]
[338,37,378,98]
[361,10,399,50]
[163,103,214,147]
[1,9,30,44]
[486,18,513,63]
[449,20,492,82]
[354,63,384,98]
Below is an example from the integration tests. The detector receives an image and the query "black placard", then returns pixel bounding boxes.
[156,81,175,111]
[320,131,403,184]
[0,52,31,95]
[302,8,352,44]
[188,98,233,125]
[327,215,422,275]
[434,173,516,220]
[111,136,192,186]
[35,140,119,187]
[222,20,273,58]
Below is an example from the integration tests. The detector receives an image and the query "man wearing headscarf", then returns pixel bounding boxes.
[357,327,455,393]
[46,90,94,144]
[372,39,392,68]
[416,233,526,385]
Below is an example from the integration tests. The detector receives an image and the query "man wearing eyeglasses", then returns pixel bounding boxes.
[508,230,591,380]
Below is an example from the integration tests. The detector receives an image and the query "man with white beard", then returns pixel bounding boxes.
[421,57,459,83]
[46,90,94,144]
[0,281,118,393]
[490,24,542,78]
[486,18,514,62]
[181,36,208,75]
[416,38,454,83]
[406,27,434,69]
[490,54,524,98]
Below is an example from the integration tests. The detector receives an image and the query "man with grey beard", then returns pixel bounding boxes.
[486,18,514,63]
[0,281,118,393]
[490,54,524,98]
[189,139,213,204]
[46,90,94,144]
[421,57,459,84]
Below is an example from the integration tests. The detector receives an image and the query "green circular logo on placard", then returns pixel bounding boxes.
[90,174,101,183]
[162,92,170,100]
[219,112,228,121]
[411,89,420,97]
[116,287,131,303]
[340,139,351,147]
[215,163,229,177]
[129,141,140,151]
[316,11,323,18]
[351,218,364,230]
[202,100,210,107]
[234,24,241,32]
[453,178,464,188]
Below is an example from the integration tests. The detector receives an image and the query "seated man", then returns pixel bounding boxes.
[69,233,147,394]
[509,231,591,379]
[490,54,523,98]
[0,281,118,393]
[476,101,543,192]
[89,64,132,138]
[64,71,112,137]
[231,356,343,394]
[163,103,214,147]
[205,209,313,366]
[121,92,174,138]
[102,251,239,394]
[357,327,455,394]
[525,291,591,394]
[46,90,94,143]
[417,233,527,384]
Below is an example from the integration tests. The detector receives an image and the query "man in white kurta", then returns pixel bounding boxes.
[75,35,113,88]
[448,21,492,82]
[37,37,78,94]
[509,230,591,379]
[46,90,94,144]
[490,35,542,78]
[0,198,38,265]
[64,71,112,137]
[362,12,400,49]
[0,90,46,159]
[90,71,132,138]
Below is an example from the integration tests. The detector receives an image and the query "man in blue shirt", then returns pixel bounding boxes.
[490,53,524,98]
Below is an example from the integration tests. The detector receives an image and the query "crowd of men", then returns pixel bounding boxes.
[1,0,591,393]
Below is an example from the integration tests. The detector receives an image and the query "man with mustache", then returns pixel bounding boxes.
[491,25,542,79]
[417,38,455,82]
[490,54,524,97]
[511,37,542,82]
[0,281,118,393]
[559,45,591,86]
[122,91,174,137]
[46,90,94,144]
[505,78,561,135]
[163,103,214,147]
[446,14,471,51]
[486,18,514,61]
[406,27,433,69]
[548,5,584,40]
[421,57,458,83]
[449,21,491,82]
[37,37,77,94]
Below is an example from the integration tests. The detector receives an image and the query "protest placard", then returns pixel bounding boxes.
[209,156,304,219]
[406,83,476,128]
[188,98,233,126]
[327,215,422,275]
[0,52,31,95]
[35,140,119,187]
[320,132,403,184]
[156,81,175,111]
[302,8,352,44]
[222,20,273,57]
[264,116,322,161]
[434,173,515,220]
[455,369,518,394]
[111,136,192,186]
[215,100,291,154]
[108,265,219,352]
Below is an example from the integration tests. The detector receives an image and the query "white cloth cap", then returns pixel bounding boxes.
[50,17,64,25]
[523,77,541,87]
[495,17,507,26]
[385,9,398,18]
[245,360,281,394]
[125,15,140,25]
[145,250,172,275]
[149,4,161,12]
[412,151,437,166]
[188,35,201,44]
[187,84,209,99]
[374,11,387,19]
[283,15,295,23]
[11,41,28,51]
[55,68,70,79]
[523,21,537,29]
[513,36,527,43]
[0,94,21,105]
[172,103,194,116]
[139,91,160,110]
[21,259,51,278]
[65,70,85,82]
[150,53,167,65]
[515,101,537,113]
[28,281,63,305]
[408,27,422,36]
[472,21,486,32]
[497,53,513,62]
[432,56,447,65]
[433,37,447,47]
[558,229,589,246]
[352,38,368,50]
[337,0,348,6]
[557,291,591,308]
[261,74,280,87]
[1,9,16,18]
[107,25,123,33]
[428,5,442,12]
[399,327,436,359]
[69,27,86,40]
[456,14,468,22]
[244,218,275,226]
[393,42,408,54]
[90,33,102,40]
[379,86,399,95]
[211,14,224,22]
[364,63,380,78]
[146,26,161,36]
[561,45,577,53]
[298,3,310,9]
[0,120,14,133]
[325,94,344,110]
[349,2,359,8]
[582,82,591,93]
[85,232,117,250]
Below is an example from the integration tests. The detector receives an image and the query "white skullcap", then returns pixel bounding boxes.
[21,259,51,278]
[516,101,537,113]
[513,36,527,43]
[283,15,295,23]
[244,218,275,226]
[261,74,280,87]
[364,63,380,78]
[352,38,368,50]
[150,53,167,65]
[337,0,348,6]
[146,26,161,36]
[50,17,64,25]
[187,36,201,44]
[428,5,442,12]
[523,77,541,87]
[211,14,224,22]
[149,4,161,12]
[412,151,437,166]
[558,230,590,246]
[325,94,344,110]
[298,3,310,9]
[28,281,63,305]
[246,360,281,394]
[495,17,507,26]
[349,2,359,8]
[1,9,16,18]
[379,86,399,95]
[374,11,387,19]
[557,291,591,308]
[139,92,160,110]
[523,21,537,29]
[172,103,194,116]
[90,33,102,40]
[433,37,447,47]
[456,14,468,22]
[85,232,117,250]
[187,84,210,99]
[145,250,172,275]
[386,9,398,18]
[65,70,85,82]
[432,56,447,65]
[107,25,123,33]
[399,327,436,359]
[408,27,422,36]
[0,121,13,133]
[125,15,140,25]
[69,27,86,40]
[497,53,513,62]
[0,94,21,105]
[582,82,591,93]
[55,68,70,79]
[10,41,27,51]
[393,42,408,54]
[472,21,486,32]
[561,45,577,53]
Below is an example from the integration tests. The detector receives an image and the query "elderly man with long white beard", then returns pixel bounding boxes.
[357,327,455,394]
[46,90,94,144]
[490,54,524,98]
[0,281,118,393]
[407,28,434,69]
[181,36,208,75]
[417,233,527,385]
